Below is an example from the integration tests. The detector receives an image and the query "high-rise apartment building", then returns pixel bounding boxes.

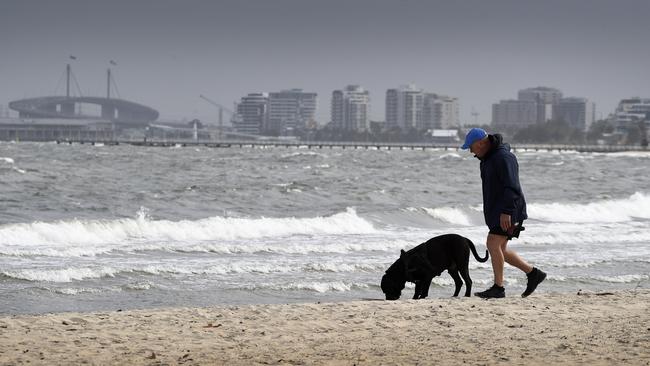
[492,100,538,129]
[266,89,317,135]
[554,97,595,131]
[518,86,563,123]
[385,89,399,129]
[330,85,370,131]
[385,85,423,130]
[423,94,460,129]
[611,98,650,128]
[386,85,458,130]
[518,87,563,104]
[233,93,268,135]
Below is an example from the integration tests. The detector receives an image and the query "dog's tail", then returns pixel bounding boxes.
[467,238,489,262]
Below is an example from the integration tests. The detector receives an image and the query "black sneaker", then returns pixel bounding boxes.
[522,268,546,298]
[475,284,505,299]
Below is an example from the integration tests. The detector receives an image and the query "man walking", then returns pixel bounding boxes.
[461,128,546,298]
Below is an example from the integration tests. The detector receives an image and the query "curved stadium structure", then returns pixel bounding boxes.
[9,96,159,126]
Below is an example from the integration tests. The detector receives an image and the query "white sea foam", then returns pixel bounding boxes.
[419,192,650,225]
[3,266,120,282]
[1,157,15,164]
[303,263,382,273]
[528,192,650,223]
[438,153,463,160]
[0,207,378,250]
[123,282,153,291]
[49,287,106,295]
[281,151,328,159]
[247,281,369,293]
[600,151,650,158]
[422,207,473,226]
[548,274,649,284]
[591,274,649,283]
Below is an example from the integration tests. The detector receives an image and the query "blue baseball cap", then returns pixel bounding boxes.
[461,128,488,150]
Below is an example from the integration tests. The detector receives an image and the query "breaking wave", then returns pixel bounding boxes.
[0,207,377,249]
[412,192,650,226]
[528,192,650,223]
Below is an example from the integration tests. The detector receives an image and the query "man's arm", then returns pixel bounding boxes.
[496,155,521,230]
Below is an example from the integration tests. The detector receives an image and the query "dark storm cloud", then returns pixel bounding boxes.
[1,0,649,123]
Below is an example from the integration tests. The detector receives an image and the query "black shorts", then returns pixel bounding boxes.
[489,222,525,240]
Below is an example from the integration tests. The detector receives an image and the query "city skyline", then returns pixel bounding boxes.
[1,0,649,125]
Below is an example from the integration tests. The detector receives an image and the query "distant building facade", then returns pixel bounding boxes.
[554,97,595,131]
[330,85,370,131]
[492,86,595,132]
[518,86,563,123]
[266,89,317,136]
[234,93,268,135]
[385,85,423,130]
[386,85,459,130]
[430,129,460,143]
[610,97,650,129]
[492,100,538,129]
[427,94,460,129]
[0,117,115,141]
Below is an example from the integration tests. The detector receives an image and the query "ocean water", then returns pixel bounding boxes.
[1,142,649,314]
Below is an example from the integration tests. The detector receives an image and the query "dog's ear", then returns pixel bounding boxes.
[400,249,406,258]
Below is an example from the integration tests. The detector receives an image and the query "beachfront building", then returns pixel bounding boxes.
[491,99,538,130]
[266,89,317,136]
[553,97,595,131]
[610,97,650,130]
[386,85,459,131]
[517,86,563,123]
[423,94,460,129]
[233,93,268,135]
[330,85,370,131]
[385,85,423,130]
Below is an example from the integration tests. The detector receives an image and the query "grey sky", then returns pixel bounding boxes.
[1,0,649,125]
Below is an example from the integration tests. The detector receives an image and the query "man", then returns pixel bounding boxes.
[461,128,546,298]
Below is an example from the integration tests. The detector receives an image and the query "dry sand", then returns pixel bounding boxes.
[1,290,648,365]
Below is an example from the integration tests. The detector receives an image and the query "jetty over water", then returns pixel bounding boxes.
[53,139,649,153]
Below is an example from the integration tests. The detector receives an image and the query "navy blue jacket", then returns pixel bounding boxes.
[479,134,527,230]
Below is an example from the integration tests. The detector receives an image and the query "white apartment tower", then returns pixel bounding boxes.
[266,89,317,135]
[423,94,460,129]
[387,85,460,130]
[331,85,370,131]
[386,85,424,130]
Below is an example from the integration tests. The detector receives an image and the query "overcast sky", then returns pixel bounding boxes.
[1,0,649,125]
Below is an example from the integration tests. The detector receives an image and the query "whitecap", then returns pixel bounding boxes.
[528,192,650,223]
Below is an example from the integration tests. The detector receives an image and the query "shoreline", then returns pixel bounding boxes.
[1,290,648,365]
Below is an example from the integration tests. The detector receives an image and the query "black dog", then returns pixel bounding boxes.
[381,234,489,300]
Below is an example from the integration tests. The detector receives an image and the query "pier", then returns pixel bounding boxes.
[52,139,649,153]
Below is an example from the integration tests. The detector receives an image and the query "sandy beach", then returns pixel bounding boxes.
[1,290,648,365]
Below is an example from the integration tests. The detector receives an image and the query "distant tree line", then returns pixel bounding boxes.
[298,119,648,146]
[510,119,648,145]
[306,124,435,143]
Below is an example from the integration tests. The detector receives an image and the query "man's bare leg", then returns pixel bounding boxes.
[501,240,533,274]
[486,233,507,287]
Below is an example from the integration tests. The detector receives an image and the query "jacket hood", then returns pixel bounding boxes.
[481,133,510,160]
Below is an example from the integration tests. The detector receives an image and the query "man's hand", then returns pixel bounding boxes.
[500,213,512,232]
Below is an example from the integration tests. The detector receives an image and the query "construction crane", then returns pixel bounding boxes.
[199,94,238,131]
[200,94,272,141]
